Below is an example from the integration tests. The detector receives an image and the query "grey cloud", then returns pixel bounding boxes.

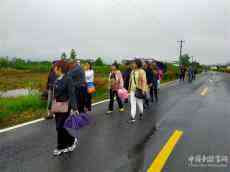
[0,0,229,64]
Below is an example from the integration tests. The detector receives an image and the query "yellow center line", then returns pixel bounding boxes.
[147,130,183,172]
[200,87,208,96]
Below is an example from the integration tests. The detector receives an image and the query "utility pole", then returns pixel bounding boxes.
[177,40,185,58]
[177,40,185,65]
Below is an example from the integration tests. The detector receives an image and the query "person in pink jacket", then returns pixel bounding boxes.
[106,62,124,114]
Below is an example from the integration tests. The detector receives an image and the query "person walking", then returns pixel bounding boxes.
[122,62,132,103]
[67,60,86,113]
[46,62,57,119]
[156,67,163,89]
[52,60,78,156]
[144,62,158,104]
[152,64,159,102]
[106,62,124,114]
[84,62,94,112]
[188,66,193,83]
[128,59,147,123]
[179,65,186,82]
[144,62,153,107]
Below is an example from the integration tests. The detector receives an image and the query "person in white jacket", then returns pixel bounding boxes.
[84,62,94,111]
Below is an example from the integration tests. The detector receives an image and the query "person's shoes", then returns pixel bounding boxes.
[106,110,113,115]
[68,141,78,152]
[128,118,136,124]
[74,138,78,145]
[139,113,143,120]
[53,148,67,156]
[119,108,125,112]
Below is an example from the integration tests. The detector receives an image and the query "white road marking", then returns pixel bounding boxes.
[0,118,45,133]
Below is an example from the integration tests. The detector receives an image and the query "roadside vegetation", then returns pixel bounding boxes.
[0,93,46,129]
[210,66,230,73]
[0,53,203,129]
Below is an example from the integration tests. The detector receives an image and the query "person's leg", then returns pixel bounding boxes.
[108,89,115,111]
[63,127,75,147]
[115,91,124,110]
[157,80,160,89]
[76,88,84,113]
[130,91,137,120]
[137,98,144,120]
[55,115,66,150]
[85,92,92,111]
[150,85,154,102]
[154,87,158,102]
[88,94,92,111]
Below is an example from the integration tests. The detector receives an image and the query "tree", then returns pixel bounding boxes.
[179,54,191,66]
[61,52,67,60]
[70,49,76,60]
[95,57,104,66]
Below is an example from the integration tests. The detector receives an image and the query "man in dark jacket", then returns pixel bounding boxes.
[144,62,158,106]
[67,60,86,113]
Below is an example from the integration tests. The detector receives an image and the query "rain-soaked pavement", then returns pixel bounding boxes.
[1,72,230,172]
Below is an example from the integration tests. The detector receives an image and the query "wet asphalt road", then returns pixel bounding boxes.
[1,72,230,172]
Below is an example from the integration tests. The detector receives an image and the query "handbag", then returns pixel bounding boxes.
[51,86,69,113]
[118,88,129,101]
[133,71,145,99]
[64,113,91,130]
[87,82,96,94]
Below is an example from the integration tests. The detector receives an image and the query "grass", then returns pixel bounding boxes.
[0,109,46,129]
[0,93,47,129]
[0,94,46,118]
[0,68,48,91]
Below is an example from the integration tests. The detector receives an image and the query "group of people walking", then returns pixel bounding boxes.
[106,59,160,123]
[45,59,161,156]
[179,65,198,83]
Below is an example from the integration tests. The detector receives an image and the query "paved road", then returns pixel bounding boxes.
[1,72,230,172]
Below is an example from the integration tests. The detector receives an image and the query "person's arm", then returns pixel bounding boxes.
[140,70,147,92]
[118,71,124,89]
[77,68,86,87]
[91,70,94,82]
[69,66,86,88]
[128,71,133,92]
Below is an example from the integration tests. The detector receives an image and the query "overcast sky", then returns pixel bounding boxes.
[0,0,229,64]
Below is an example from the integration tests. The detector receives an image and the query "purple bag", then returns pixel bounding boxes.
[64,113,90,130]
